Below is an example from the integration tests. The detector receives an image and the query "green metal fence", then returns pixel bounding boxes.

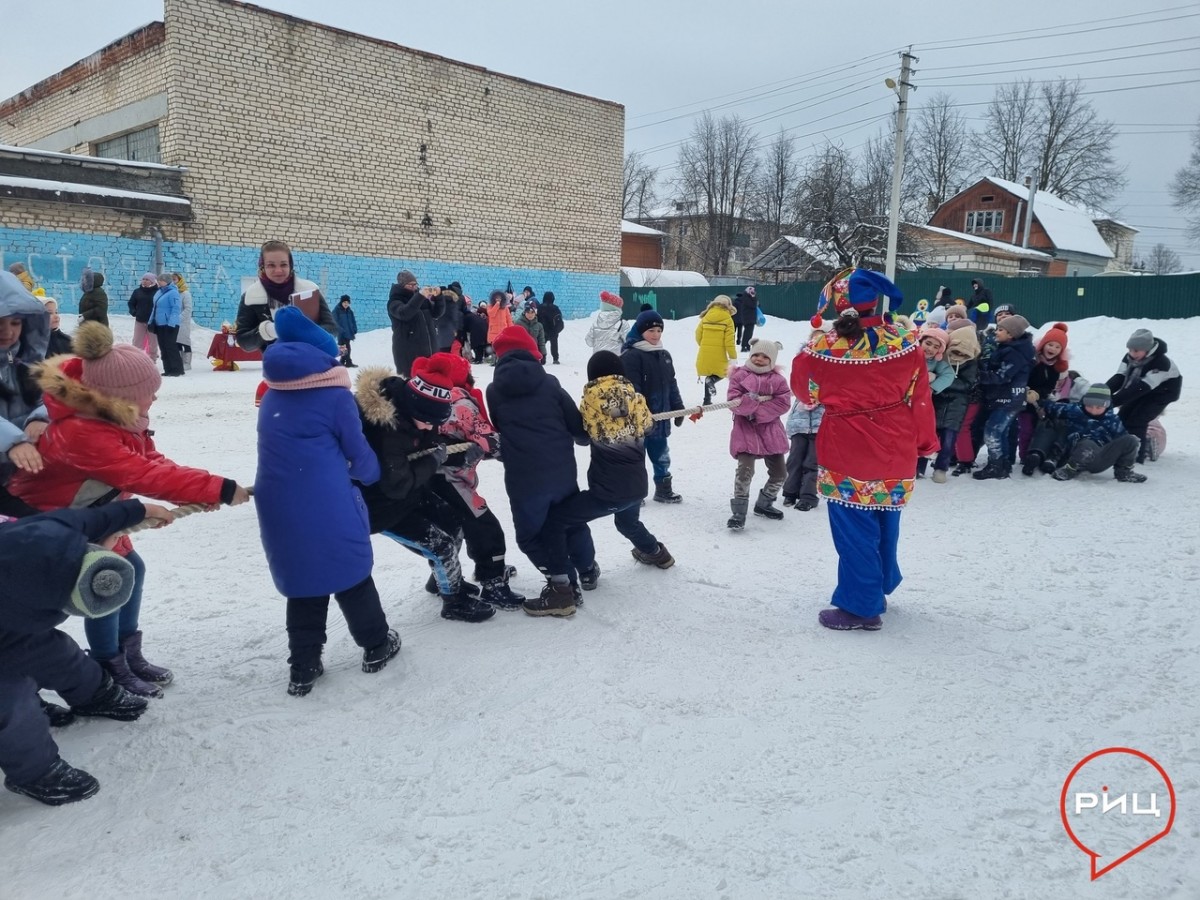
[621,270,1200,327]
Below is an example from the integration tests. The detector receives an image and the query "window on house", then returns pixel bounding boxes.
[95,125,161,163]
[965,209,1004,234]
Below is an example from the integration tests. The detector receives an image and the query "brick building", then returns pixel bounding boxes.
[0,0,623,327]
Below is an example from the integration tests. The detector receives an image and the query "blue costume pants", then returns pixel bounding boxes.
[827,503,902,618]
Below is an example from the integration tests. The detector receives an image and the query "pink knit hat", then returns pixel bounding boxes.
[918,327,949,361]
[72,322,162,409]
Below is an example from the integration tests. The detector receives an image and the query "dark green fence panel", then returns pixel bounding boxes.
[621,271,1200,327]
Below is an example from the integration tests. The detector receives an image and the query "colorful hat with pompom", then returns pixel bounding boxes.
[811,268,904,328]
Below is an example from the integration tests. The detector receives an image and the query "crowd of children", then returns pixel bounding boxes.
[0,257,1186,806]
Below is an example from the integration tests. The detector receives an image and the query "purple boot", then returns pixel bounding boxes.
[94,652,163,699]
[818,608,882,631]
[119,631,174,686]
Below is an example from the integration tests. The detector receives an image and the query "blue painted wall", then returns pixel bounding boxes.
[2,227,616,329]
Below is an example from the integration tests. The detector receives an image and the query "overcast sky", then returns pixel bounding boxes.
[1,0,1197,268]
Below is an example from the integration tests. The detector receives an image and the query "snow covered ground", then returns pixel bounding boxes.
[4,311,1199,899]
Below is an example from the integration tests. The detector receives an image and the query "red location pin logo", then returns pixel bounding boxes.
[1060,747,1176,880]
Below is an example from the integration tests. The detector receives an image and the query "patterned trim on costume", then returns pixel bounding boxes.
[804,324,918,363]
[818,467,912,509]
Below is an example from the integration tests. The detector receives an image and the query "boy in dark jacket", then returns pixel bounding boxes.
[515,301,547,364]
[1044,385,1146,482]
[355,359,495,624]
[464,299,490,363]
[77,269,108,327]
[532,352,673,615]
[620,309,686,503]
[1106,329,1182,463]
[537,291,565,364]
[333,294,359,367]
[974,314,1035,480]
[1,500,167,805]
[732,286,759,350]
[486,325,595,616]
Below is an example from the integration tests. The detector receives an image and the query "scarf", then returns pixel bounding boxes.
[632,340,663,353]
[265,365,352,392]
[259,273,295,307]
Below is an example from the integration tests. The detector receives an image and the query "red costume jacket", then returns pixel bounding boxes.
[790,321,937,510]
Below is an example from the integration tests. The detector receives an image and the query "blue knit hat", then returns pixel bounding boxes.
[633,309,665,335]
[274,305,339,358]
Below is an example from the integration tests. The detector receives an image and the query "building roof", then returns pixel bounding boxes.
[745,236,839,272]
[982,177,1115,259]
[621,219,665,237]
[909,224,1052,260]
[620,267,708,288]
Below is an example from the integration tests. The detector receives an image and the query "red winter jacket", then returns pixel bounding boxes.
[10,362,228,554]
[790,322,938,510]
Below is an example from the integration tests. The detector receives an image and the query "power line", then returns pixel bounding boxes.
[912,6,1200,51]
[919,34,1200,72]
[923,66,1200,89]
[921,44,1200,82]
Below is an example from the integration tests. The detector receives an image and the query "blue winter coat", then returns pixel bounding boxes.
[333,304,359,343]
[1042,401,1128,450]
[0,501,144,634]
[151,283,182,328]
[486,350,585,507]
[979,333,1034,410]
[255,342,380,597]
[785,398,825,436]
[620,340,684,439]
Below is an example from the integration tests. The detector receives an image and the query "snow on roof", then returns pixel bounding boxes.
[984,176,1114,259]
[781,236,839,266]
[0,174,190,205]
[620,267,708,288]
[0,143,186,173]
[621,219,665,237]
[911,224,1052,259]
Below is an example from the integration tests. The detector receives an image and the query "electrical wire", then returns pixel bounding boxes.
[921,45,1200,82]
[911,6,1200,51]
[919,34,1200,71]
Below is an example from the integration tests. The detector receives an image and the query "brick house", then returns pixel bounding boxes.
[927,177,1138,277]
[0,0,623,327]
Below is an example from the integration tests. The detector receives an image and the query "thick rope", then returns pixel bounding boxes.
[650,399,741,421]
[116,442,476,536]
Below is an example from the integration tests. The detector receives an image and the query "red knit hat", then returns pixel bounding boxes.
[599,290,623,309]
[1037,322,1070,372]
[405,355,456,424]
[428,351,471,388]
[492,324,542,361]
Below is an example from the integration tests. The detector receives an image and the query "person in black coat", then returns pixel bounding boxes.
[464,299,490,363]
[235,241,338,353]
[537,291,565,364]
[968,278,994,326]
[732,288,758,350]
[127,272,159,362]
[434,281,467,353]
[974,315,1035,479]
[485,325,595,612]
[1105,329,1183,463]
[0,501,168,805]
[620,309,686,503]
[387,270,445,376]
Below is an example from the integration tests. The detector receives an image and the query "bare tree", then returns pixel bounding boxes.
[755,128,799,241]
[1030,78,1125,206]
[977,79,1038,183]
[909,92,970,214]
[1170,116,1200,247]
[675,112,760,275]
[1138,243,1183,275]
[791,142,886,272]
[622,150,658,219]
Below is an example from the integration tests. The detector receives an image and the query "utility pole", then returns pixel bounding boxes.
[1021,170,1038,249]
[884,48,917,290]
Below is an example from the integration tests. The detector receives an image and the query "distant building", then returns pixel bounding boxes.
[633,201,773,277]
[927,177,1138,277]
[0,0,622,325]
[620,220,665,269]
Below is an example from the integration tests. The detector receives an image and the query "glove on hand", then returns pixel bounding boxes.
[258,320,277,342]
[674,416,684,427]
[428,445,449,467]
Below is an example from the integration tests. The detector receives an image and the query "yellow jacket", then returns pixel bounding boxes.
[580,375,653,444]
[694,305,736,376]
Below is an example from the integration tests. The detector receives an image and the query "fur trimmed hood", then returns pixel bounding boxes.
[354,366,400,428]
[34,356,140,429]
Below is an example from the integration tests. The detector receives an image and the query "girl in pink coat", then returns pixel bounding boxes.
[726,337,792,529]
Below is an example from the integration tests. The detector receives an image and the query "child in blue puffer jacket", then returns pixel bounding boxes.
[973,314,1034,480]
[1042,384,1146,483]
[781,329,826,511]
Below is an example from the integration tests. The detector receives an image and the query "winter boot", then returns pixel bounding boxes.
[753,490,784,520]
[916,457,929,479]
[479,575,526,610]
[931,469,948,484]
[70,673,148,722]
[579,563,601,592]
[441,588,496,623]
[631,542,675,569]
[362,630,402,673]
[727,497,748,530]
[951,461,975,476]
[703,375,717,406]
[523,580,577,618]
[425,573,481,598]
[1039,458,1059,475]
[1114,466,1148,483]
[119,631,173,686]
[40,699,75,727]
[288,662,324,697]
[818,607,883,631]
[796,498,818,511]
[653,477,682,504]
[972,461,1010,481]
[781,494,797,507]
[92,652,162,699]
[1052,463,1080,482]
[4,757,100,806]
